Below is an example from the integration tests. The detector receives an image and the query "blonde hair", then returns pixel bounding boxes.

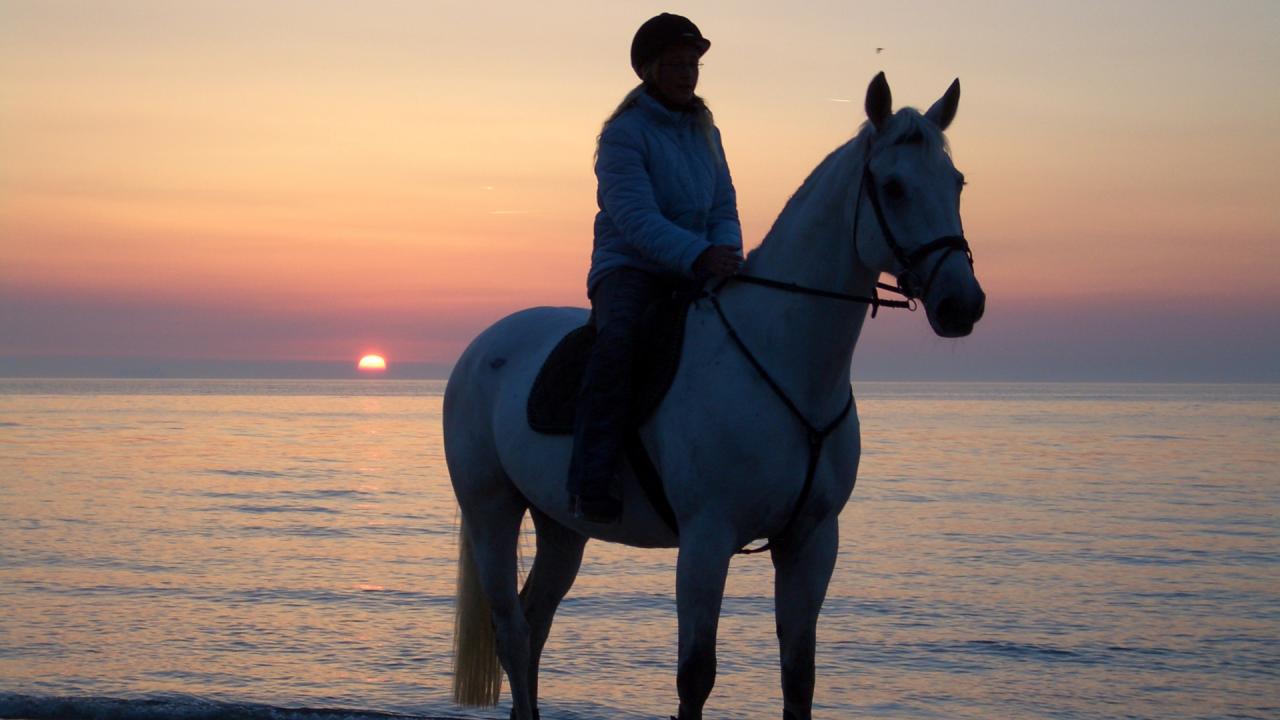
[597,59,721,165]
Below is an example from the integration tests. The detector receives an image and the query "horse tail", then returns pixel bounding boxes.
[452,515,502,707]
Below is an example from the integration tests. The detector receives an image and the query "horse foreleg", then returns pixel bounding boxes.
[674,526,737,720]
[518,508,588,719]
[770,517,839,720]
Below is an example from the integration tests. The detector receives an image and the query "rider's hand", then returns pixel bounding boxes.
[694,245,743,279]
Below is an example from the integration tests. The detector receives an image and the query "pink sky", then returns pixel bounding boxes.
[2,1,1277,380]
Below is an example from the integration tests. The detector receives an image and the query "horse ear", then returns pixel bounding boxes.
[865,71,892,131]
[925,78,960,131]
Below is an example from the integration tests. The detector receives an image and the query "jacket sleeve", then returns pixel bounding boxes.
[596,123,711,275]
[707,127,743,252]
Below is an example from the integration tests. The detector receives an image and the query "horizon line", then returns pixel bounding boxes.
[0,356,1275,384]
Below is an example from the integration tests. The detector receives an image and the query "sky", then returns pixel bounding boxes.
[2,0,1277,380]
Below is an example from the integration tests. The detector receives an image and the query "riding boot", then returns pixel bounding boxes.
[568,267,666,523]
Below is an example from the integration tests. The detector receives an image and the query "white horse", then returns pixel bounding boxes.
[443,73,985,720]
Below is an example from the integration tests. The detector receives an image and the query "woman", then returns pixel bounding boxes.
[569,13,744,523]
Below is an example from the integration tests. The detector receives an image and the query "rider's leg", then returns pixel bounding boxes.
[568,267,665,522]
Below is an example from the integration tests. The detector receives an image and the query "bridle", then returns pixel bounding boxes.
[704,138,976,555]
[723,141,974,315]
[856,155,973,302]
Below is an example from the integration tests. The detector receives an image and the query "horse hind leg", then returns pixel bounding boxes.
[452,477,536,720]
[518,508,587,718]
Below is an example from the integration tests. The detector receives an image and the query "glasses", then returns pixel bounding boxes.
[660,62,703,72]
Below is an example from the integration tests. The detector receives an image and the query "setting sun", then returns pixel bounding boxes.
[357,354,387,372]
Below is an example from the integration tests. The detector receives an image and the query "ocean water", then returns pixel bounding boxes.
[0,380,1276,720]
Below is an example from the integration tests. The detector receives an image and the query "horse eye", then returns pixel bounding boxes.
[883,179,906,200]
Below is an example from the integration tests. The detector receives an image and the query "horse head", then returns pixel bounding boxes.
[856,72,985,338]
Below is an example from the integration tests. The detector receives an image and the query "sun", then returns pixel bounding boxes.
[357,354,387,372]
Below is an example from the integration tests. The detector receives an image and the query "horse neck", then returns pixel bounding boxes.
[724,138,877,410]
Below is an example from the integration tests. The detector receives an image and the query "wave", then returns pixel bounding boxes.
[0,693,472,720]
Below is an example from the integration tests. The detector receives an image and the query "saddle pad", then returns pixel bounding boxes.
[527,292,692,435]
[526,324,597,434]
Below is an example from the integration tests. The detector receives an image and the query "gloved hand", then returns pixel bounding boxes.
[693,245,743,278]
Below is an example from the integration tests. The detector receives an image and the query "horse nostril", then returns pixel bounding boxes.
[937,297,959,328]
[974,293,986,322]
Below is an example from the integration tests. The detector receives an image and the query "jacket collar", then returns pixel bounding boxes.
[635,90,695,127]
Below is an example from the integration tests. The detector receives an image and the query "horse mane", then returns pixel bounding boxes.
[747,108,949,261]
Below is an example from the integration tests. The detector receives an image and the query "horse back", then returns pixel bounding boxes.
[447,306,588,415]
[444,306,585,465]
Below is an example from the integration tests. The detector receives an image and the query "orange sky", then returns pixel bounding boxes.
[2,1,1277,378]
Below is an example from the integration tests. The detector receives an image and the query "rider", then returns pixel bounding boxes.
[569,13,744,523]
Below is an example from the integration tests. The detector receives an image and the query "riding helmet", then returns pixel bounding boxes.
[630,13,711,78]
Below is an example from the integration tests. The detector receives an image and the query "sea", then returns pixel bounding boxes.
[0,379,1276,720]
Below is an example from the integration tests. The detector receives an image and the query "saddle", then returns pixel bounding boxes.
[526,288,696,532]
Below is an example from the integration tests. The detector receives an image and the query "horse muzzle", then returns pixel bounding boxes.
[894,234,984,338]
[928,284,985,337]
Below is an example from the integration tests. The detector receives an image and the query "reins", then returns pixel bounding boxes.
[727,274,915,317]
